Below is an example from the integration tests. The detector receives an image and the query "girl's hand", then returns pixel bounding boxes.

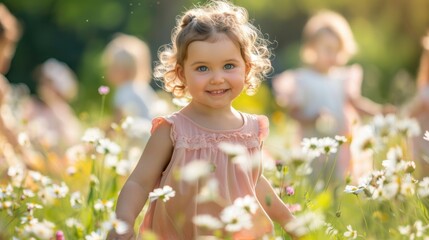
[381,104,397,115]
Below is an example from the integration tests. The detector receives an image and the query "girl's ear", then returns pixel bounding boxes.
[175,64,186,85]
[245,62,252,84]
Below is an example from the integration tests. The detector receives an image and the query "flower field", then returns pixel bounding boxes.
[1,94,429,240]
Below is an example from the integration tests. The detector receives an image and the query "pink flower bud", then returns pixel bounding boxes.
[286,186,295,196]
[56,230,65,240]
[98,85,110,95]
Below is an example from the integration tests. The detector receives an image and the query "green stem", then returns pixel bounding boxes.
[87,157,97,205]
[98,155,105,199]
[308,155,329,198]
[279,166,287,198]
[100,95,106,121]
[356,195,369,235]
[325,155,338,191]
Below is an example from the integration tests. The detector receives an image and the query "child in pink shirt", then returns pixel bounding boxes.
[108,1,295,239]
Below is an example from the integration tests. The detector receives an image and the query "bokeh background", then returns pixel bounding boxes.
[3,0,429,117]
[1,1,429,239]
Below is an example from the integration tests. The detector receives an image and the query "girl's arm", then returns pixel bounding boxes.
[345,64,386,116]
[345,64,397,116]
[255,175,296,238]
[349,96,386,116]
[107,120,173,240]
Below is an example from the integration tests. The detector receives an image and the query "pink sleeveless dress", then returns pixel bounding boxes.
[141,111,273,239]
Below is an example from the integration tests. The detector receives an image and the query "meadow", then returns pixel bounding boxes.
[1,86,428,240]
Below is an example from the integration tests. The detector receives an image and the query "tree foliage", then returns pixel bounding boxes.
[3,0,428,113]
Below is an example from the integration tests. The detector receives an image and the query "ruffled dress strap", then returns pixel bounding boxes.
[241,112,270,142]
[257,115,270,142]
[151,115,176,144]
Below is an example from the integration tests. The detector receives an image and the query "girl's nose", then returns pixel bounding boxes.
[210,72,225,84]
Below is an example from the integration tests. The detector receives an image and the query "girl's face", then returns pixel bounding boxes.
[309,32,342,73]
[178,33,247,111]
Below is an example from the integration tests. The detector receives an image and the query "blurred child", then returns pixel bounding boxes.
[101,33,168,124]
[0,3,29,168]
[0,3,20,75]
[404,31,429,177]
[108,1,296,239]
[273,10,390,179]
[23,58,81,156]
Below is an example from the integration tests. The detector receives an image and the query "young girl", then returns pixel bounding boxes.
[404,31,429,177]
[108,1,295,239]
[272,10,388,179]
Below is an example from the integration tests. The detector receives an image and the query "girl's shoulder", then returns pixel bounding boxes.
[150,112,180,132]
[150,111,197,137]
[240,112,270,141]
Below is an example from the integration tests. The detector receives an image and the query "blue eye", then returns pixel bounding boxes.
[224,64,234,70]
[197,66,208,72]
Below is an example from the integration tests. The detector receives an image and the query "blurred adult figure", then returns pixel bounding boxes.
[404,31,429,177]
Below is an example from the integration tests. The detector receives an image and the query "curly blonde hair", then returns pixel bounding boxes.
[153,0,272,98]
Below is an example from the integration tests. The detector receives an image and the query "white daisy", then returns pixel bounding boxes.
[17,132,30,146]
[196,178,219,203]
[285,211,325,237]
[220,205,252,232]
[418,177,429,197]
[318,137,339,155]
[301,137,322,158]
[85,231,104,240]
[424,131,429,142]
[46,182,69,199]
[396,118,421,137]
[102,213,129,235]
[181,160,213,183]
[218,142,247,157]
[149,185,176,202]
[350,125,376,155]
[115,159,133,176]
[334,135,347,145]
[193,214,223,230]
[81,128,105,144]
[234,195,258,214]
[325,223,338,236]
[96,138,121,155]
[23,219,55,240]
[343,225,357,239]
[344,185,365,195]
[70,191,83,209]
[94,199,114,212]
